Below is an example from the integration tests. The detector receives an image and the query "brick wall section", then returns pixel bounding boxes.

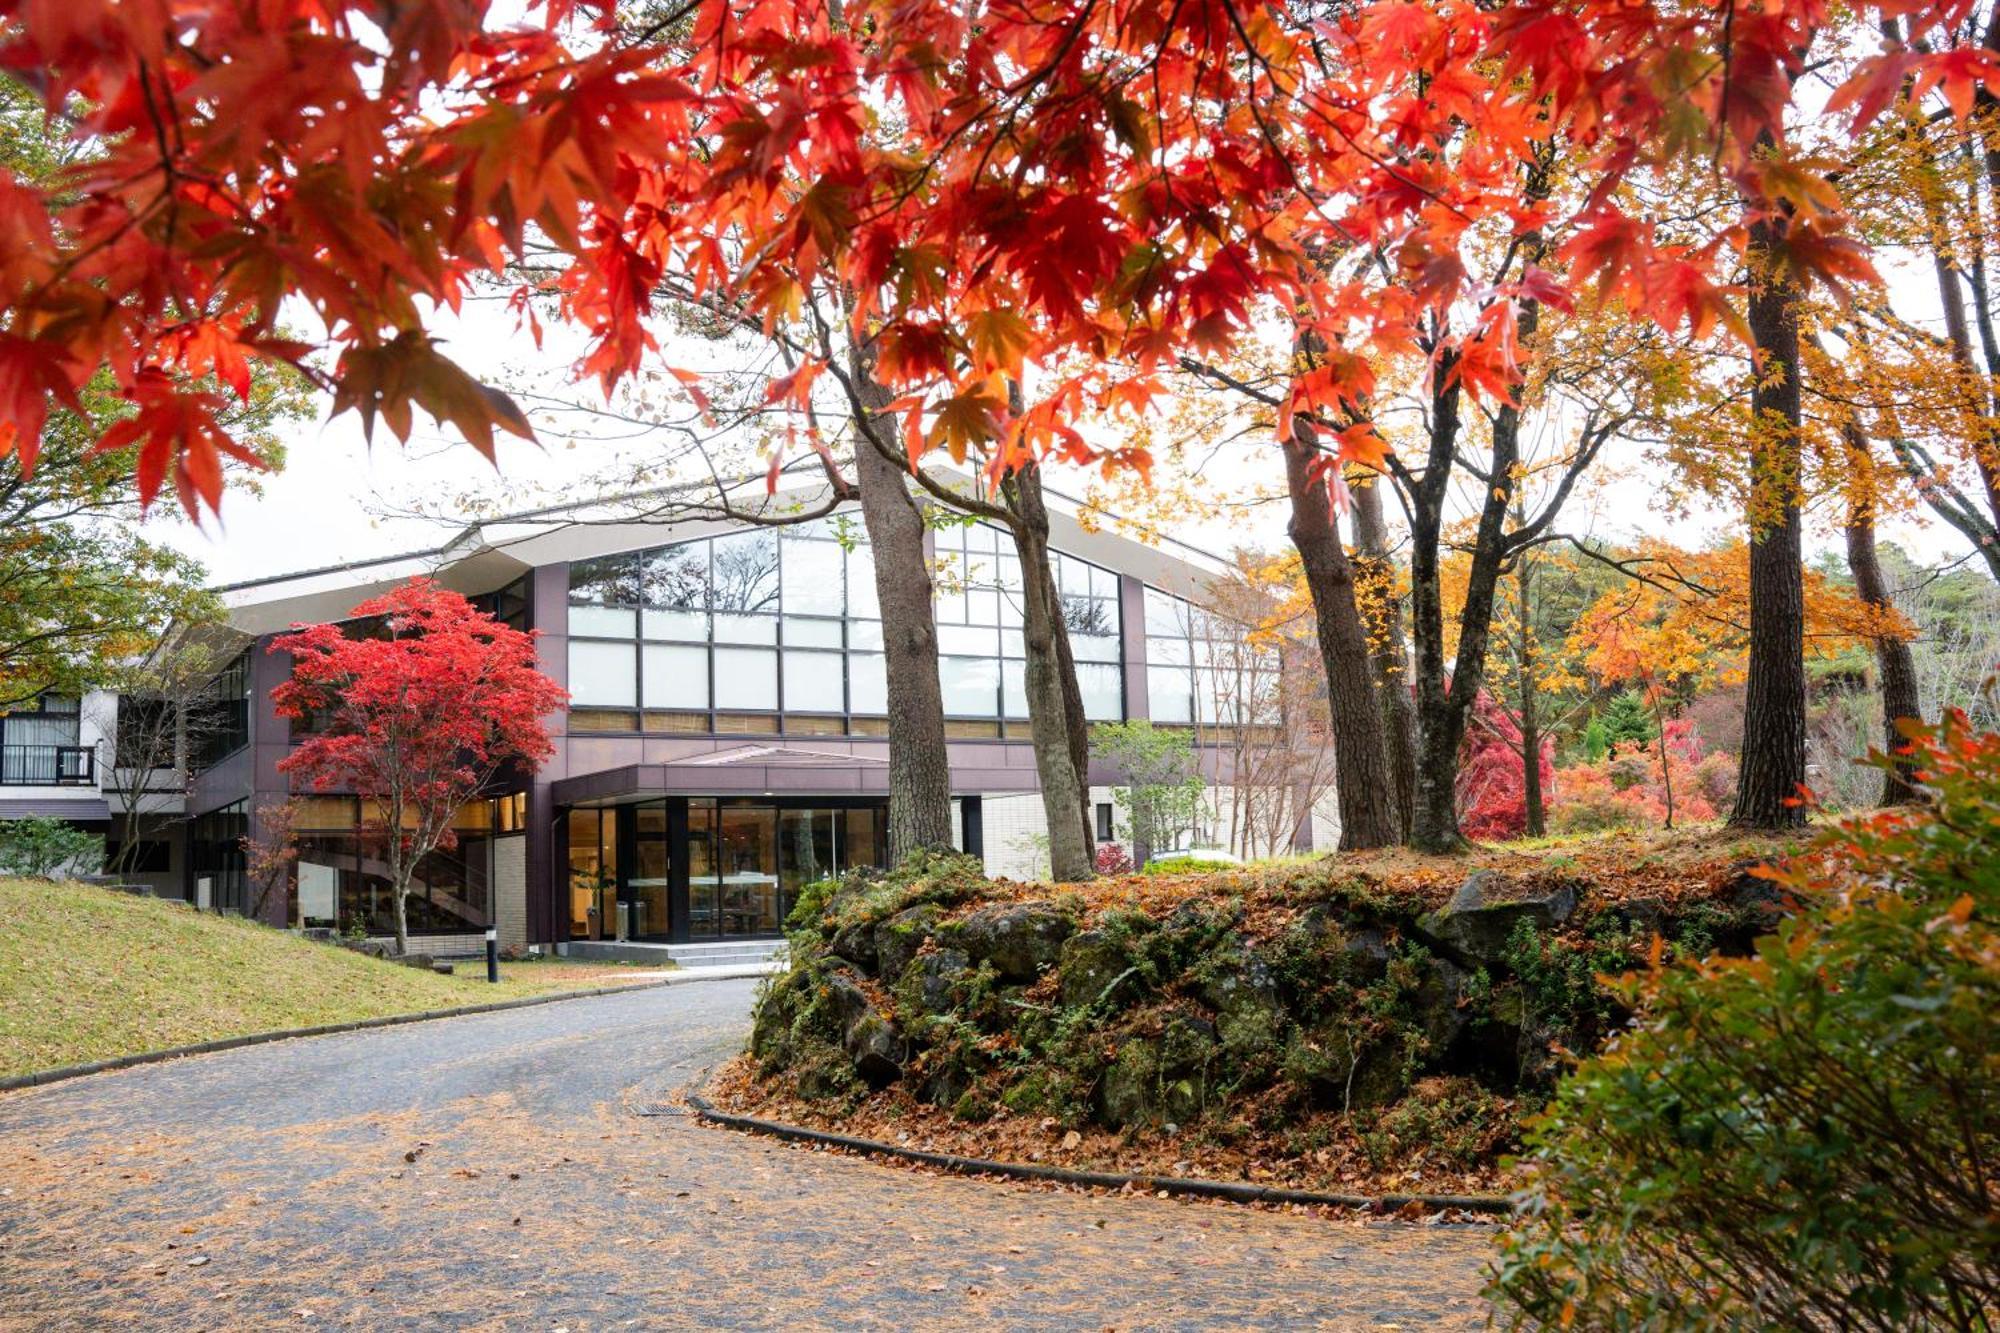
[493,833,527,950]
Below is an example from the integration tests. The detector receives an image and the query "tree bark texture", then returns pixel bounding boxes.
[1407,340,1519,852]
[1003,463,1097,881]
[851,371,957,858]
[1842,424,1925,805]
[1350,471,1418,839]
[1515,556,1546,838]
[1281,422,1400,849]
[1729,212,1811,830]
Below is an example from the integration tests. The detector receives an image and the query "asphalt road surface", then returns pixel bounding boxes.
[0,978,1495,1330]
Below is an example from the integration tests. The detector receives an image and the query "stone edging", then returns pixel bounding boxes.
[0,969,767,1095]
[683,1093,1517,1215]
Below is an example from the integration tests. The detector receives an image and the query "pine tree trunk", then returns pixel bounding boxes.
[1350,472,1418,838]
[1282,423,1400,849]
[1841,424,1924,805]
[851,372,957,858]
[1729,209,1811,830]
[1004,468,1096,881]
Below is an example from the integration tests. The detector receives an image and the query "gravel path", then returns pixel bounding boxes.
[0,979,1495,1330]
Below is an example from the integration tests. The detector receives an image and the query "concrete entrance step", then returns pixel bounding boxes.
[557,938,788,967]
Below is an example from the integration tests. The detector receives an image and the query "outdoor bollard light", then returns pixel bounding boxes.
[486,926,499,984]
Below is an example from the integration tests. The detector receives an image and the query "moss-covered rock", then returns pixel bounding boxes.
[1417,870,1580,964]
[744,846,1775,1148]
[958,901,1075,980]
[1058,929,1140,1009]
[873,904,942,982]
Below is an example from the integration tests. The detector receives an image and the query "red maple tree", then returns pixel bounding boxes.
[269,579,564,953]
[1456,689,1557,842]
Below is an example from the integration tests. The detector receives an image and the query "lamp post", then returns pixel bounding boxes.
[485,925,499,983]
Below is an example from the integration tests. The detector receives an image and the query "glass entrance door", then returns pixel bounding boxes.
[716,803,780,935]
[566,808,617,940]
[627,801,671,940]
[676,800,889,939]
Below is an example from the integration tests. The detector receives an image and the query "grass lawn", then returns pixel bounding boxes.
[0,878,666,1080]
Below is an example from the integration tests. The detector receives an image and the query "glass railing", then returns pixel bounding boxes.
[0,745,95,786]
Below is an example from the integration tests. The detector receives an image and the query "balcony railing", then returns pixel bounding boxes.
[0,745,95,787]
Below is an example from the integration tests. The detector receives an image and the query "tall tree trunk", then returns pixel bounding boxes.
[1002,464,1096,881]
[851,370,957,858]
[1515,556,1546,838]
[1281,422,1400,849]
[1842,423,1925,804]
[1408,341,1519,853]
[1350,471,1418,837]
[1004,449,1094,861]
[1729,208,1811,830]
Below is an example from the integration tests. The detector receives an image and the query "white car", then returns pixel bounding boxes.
[1144,846,1243,867]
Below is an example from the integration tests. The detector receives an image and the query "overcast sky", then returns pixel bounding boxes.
[149,256,1976,595]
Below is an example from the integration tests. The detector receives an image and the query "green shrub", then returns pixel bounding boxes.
[1140,856,1239,875]
[0,816,103,879]
[1489,708,2000,1330]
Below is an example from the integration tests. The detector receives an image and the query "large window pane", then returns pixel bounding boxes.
[846,546,880,618]
[713,647,778,710]
[1062,593,1116,638]
[1058,553,1091,596]
[569,555,639,637]
[711,530,779,614]
[847,619,884,651]
[1078,663,1123,721]
[1002,660,1028,719]
[713,613,778,644]
[938,624,997,657]
[569,641,637,707]
[644,543,708,607]
[939,656,1000,716]
[643,644,709,709]
[1148,634,1192,667]
[783,617,843,648]
[1145,587,1190,638]
[781,539,845,615]
[716,804,780,935]
[783,650,844,712]
[848,652,887,714]
[1072,631,1120,663]
[1149,666,1194,723]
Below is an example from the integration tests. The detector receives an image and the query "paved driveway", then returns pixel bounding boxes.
[0,979,1495,1330]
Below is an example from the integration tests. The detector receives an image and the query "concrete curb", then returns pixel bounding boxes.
[684,1093,1517,1216]
[0,967,773,1095]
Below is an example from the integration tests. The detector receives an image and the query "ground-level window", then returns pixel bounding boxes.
[564,798,888,944]
[1096,802,1115,844]
[293,795,494,936]
[187,800,248,913]
[106,840,171,874]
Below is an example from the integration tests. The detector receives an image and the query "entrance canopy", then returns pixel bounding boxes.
[552,745,890,807]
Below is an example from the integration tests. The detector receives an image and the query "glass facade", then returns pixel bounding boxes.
[567,520,884,728]
[1143,586,1276,725]
[567,515,1126,730]
[293,795,495,936]
[188,799,248,913]
[931,520,1124,721]
[564,797,887,941]
[187,651,251,769]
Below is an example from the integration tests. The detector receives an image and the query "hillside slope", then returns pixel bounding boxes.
[0,879,645,1078]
